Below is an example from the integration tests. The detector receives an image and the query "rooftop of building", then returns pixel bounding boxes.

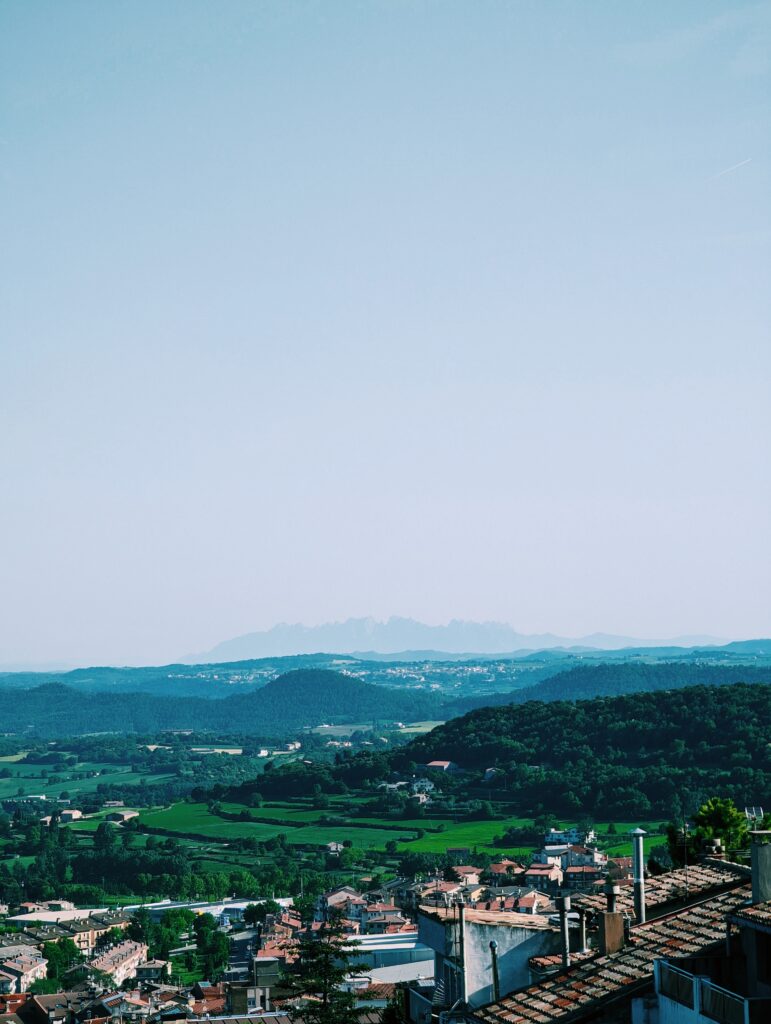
[470,883,750,1023]
[421,906,553,929]
[572,863,744,920]
[728,899,771,931]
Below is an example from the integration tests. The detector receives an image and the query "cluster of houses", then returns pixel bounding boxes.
[1,794,140,830]
[0,905,149,994]
[4,820,769,1024]
[377,776,436,806]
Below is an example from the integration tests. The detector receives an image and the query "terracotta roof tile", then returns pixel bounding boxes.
[470,877,749,1023]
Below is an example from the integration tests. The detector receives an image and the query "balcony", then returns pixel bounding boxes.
[656,961,771,1024]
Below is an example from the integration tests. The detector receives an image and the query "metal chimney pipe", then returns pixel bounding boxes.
[631,829,647,924]
[489,940,500,1002]
[457,901,467,1004]
[578,909,589,954]
[556,895,571,968]
[751,831,771,904]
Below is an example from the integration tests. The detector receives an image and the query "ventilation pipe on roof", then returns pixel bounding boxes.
[750,831,771,904]
[489,940,500,1002]
[631,829,647,924]
[556,895,571,968]
[456,900,466,1005]
[578,908,589,954]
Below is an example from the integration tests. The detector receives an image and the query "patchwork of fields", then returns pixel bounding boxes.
[134,799,663,859]
[0,760,176,801]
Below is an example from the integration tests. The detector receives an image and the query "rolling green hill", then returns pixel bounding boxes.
[396,682,771,818]
[445,661,771,715]
[0,670,438,737]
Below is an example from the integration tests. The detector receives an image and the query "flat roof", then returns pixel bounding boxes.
[7,908,108,923]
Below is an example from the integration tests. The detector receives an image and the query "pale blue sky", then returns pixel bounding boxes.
[1,1,769,666]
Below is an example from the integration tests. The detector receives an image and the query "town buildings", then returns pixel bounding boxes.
[89,941,149,986]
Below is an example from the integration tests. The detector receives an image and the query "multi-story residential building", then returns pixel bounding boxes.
[523,863,563,892]
[544,827,597,847]
[0,953,48,993]
[452,867,483,887]
[134,959,171,983]
[89,941,148,986]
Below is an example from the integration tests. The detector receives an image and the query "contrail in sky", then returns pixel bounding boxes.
[713,158,752,179]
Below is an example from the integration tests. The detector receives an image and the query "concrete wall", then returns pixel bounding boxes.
[657,994,700,1024]
[461,919,558,1007]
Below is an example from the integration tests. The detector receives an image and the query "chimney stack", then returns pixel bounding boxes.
[630,829,647,924]
[457,901,467,1004]
[750,831,771,904]
[604,881,620,913]
[598,911,625,955]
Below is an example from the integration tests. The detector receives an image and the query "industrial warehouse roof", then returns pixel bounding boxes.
[571,863,744,919]
[470,884,750,1024]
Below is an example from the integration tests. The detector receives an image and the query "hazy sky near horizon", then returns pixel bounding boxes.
[1,1,769,666]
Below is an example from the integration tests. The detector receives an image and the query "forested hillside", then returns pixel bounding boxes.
[4,661,770,745]
[447,662,771,715]
[396,683,771,817]
[0,670,438,737]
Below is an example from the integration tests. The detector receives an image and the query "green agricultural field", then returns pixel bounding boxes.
[220,802,327,824]
[594,821,664,836]
[191,856,258,873]
[310,723,379,737]
[396,721,445,734]
[397,817,536,855]
[0,854,35,869]
[139,803,287,841]
[287,825,418,849]
[602,835,662,858]
[0,761,178,801]
[349,816,456,830]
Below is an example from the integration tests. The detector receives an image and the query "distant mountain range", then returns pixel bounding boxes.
[186,616,725,663]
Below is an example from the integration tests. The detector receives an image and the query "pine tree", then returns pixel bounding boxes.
[289,916,364,1024]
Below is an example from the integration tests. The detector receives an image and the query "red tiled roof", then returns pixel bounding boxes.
[490,861,525,874]
[728,900,771,929]
[572,863,742,920]
[529,951,596,970]
[470,882,750,1023]
[362,982,397,999]
[422,881,463,893]
[518,893,548,907]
